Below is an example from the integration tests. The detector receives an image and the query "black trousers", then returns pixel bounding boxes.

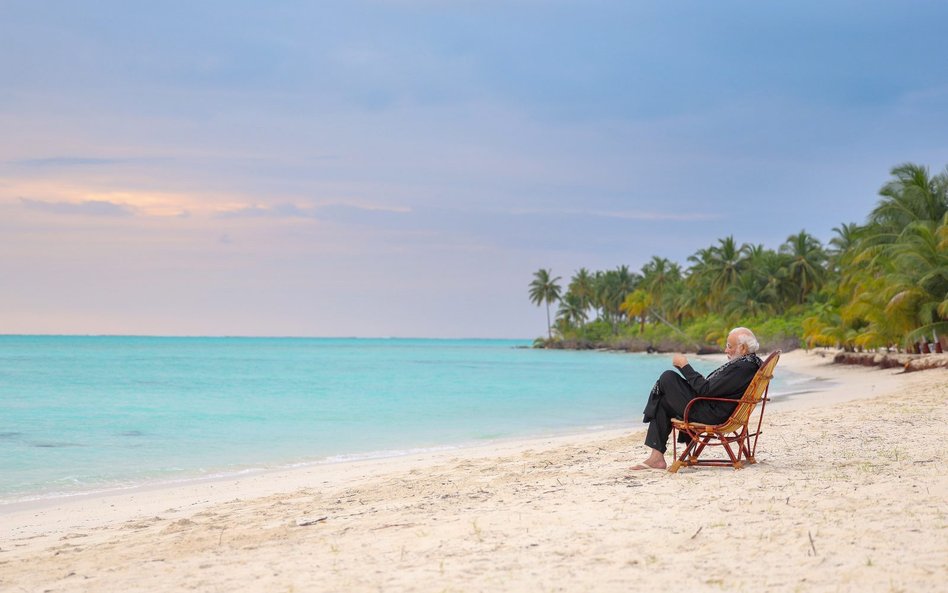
[642,370,730,453]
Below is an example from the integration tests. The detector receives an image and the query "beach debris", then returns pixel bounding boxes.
[807,530,818,556]
[832,351,948,372]
[371,523,415,530]
[690,526,703,540]
[296,516,328,527]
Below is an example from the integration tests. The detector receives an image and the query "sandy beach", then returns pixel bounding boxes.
[2,349,946,592]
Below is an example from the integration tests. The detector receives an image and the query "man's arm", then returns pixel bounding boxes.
[678,360,757,398]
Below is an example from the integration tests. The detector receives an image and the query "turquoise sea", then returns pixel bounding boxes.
[0,336,791,504]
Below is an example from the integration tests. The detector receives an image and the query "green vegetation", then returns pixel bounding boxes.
[528,162,948,353]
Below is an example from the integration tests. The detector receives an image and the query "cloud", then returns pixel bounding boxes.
[216,203,317,219]
[11,157,128,168]
[508,208,720,222]
[215,201,412,220]
[20,198,135,217]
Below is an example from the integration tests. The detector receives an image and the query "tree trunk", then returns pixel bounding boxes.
[545,301,552,340]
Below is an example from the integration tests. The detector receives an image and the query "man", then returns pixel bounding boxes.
[631,327,762,470]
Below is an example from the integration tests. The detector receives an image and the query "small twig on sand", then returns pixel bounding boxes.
[808,530,818,556]
[296,516,328,527]
[372,523,415,531]
[218,528,225,547]
[690,526,703,540]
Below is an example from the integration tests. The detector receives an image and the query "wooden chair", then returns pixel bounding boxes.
[668,351,780,473]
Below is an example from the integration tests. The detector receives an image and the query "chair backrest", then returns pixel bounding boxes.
[718,350,780,432]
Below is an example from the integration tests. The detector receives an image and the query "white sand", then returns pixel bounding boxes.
[2,350,946,592]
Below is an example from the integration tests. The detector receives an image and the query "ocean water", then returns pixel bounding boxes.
[0,336,787,504]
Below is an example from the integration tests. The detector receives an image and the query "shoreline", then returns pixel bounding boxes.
[0,349,914,517]
[0,350,821,511]
[3,350,946,592]
[0,349,811,511]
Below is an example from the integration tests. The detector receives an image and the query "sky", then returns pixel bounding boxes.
[2,0,947,338]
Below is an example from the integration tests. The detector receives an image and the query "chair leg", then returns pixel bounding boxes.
[670,434,696,473]
[739,437,756,464]
[718,435,743,469]
[691,436,710,462]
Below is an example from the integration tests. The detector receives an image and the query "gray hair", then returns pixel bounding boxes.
[730,327,760,353]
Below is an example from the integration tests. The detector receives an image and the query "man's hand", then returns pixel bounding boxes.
[672,353,689,368]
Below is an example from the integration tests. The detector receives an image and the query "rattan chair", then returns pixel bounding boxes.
[668,350,780,473]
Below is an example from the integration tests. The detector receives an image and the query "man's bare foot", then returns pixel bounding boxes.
[629,462,666,470]
[630,449,667,470]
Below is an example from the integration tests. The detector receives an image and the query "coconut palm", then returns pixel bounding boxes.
[594,266,640,334]
[842,164,948,346]
[620,289,652,334]
[779,230,828,305]
[802,301,844,348]
[882,217,948,343]
[640,256,682,318]
[723,248,787,316]
[829,222,862,255]
[697,236,749,309]
[528,268,562,340]
[613,265,638,298]
[827,222,863,276]
[858,164,948,264]
[685,246,716,314]
[872,163,948,230]
[723,273,772,320]
[556,292,588,330]
[567,268,595,318]
[663,280,696,327]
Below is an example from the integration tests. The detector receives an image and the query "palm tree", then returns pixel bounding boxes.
[829,222,861,255]
[779,230,827,305]
[827,222,863,276]
[528,269,562,340]
[556,293,588,330]
[858,164,948,263]
[663,280,695,327]
[701,236,749,308]
[592,266,640,334]
[723,273,771,320]
[685,246,716,315]
[567,268,595,319]
[746,247,793,311]
[802,301,833,348]
[640,256,682,319]
[882,217,948,344]
[872,163,948,230]
[613,265,638,298]
[842,164,948,347]
[620,289,652,333]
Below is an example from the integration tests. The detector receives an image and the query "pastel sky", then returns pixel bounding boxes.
[2,1,947,338]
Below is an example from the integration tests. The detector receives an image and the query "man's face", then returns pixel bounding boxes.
[724,333,746,360]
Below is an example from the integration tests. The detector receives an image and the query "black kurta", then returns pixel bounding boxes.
[642,354,762,453]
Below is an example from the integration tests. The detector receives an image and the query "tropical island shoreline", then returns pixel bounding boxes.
[527,162,947,363]
[2,349,946,592]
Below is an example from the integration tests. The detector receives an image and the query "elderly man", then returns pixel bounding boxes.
[632,327,762,470]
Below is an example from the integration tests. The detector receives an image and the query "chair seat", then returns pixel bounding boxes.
[671,420,713,430]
